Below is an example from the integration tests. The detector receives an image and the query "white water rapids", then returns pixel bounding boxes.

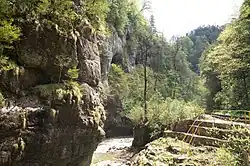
[91,137,134,166]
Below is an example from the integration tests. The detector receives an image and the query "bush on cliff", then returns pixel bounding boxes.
[0,92,5,108]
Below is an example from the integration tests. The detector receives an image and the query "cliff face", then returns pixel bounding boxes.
[103,95,133,137]
[0,0,139,164]
[0,18,106,166]
[101,26,137,85]
[100,27,136,138]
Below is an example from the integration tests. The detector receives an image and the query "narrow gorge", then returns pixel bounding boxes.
[0,0,249,166]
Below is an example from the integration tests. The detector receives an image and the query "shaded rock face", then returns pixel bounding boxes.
[100,28,124,85]
[132,124,151,148]
[103,96,133,137]
[100,26,137,85]
[99,27,137,139]
[0,16,105,166]
[0,98,104,166]
[16,22,100,87]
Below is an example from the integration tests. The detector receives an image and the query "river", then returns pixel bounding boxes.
[91,137,134,166]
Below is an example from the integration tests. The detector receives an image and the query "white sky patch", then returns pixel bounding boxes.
[145,0,244,39]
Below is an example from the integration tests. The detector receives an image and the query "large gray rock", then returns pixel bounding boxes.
[0,83,105,166]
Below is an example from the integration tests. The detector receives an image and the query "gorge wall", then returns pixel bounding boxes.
[0,0,140,165]
[0,19,107,165]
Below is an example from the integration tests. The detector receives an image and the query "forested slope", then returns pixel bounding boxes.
[200,0,250,110]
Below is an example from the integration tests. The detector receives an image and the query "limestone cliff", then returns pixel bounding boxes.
[100,25,137,85]
[0,15,105,166]
[0,0,140,164]
[100,27,135,138]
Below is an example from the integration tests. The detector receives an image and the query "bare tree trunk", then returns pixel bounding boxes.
[144,49,148,123]
[243,71,249,109]
[58,66,62,83]
[243,151,250,166]
[153,76,158,92]
[172,39,180,99]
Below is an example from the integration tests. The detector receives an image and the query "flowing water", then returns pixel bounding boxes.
[91,137,134,166]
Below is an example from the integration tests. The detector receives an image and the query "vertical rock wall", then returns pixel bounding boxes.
[0,20,105,166]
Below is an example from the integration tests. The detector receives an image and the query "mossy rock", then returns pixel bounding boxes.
[33,82,84,104]
[132,137,220,165]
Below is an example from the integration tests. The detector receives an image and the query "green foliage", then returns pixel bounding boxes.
[108,64,128,98]
[122,66,155,112]
[107,0,129,34]
[223,127,250,165]
[215,147,238,166]
[148,36,208,106]
[34,84,65,99]
[200,1,250,110]
[0,20,20,43]
[38,0,78,32]
[1,0,109,34]
[34,81,83,103]
[0,91,5,108]
[109,43,207,129]
[127,104,144,125]
[127,96,204,135]
[0,1,21,71]
[187,25,222,72]
[64,80,83,101]
[0,55,17,72]
[0,0,78,33]
[67,67,79,80]
[84,0,109,32]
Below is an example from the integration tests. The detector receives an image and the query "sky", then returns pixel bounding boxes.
[145,0,244,39]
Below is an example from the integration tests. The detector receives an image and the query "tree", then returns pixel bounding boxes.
[187,25,223,72]
[200,0,250,110]
[107,0,129,34]
[149,15,156,33]
[0,0,20,72]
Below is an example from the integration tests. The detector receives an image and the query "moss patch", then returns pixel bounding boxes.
[34,81,83,103]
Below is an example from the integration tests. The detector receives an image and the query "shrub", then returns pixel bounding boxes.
[215,147,238,166]
[225,127,250,165]
[67,67,79,80]
[127,97,204,132]
[127,104,144,125]
[84,0,109,32]
[108,64,128,98]
[147,98,204,129]
[107,0,129,34]
[0,92,5,108]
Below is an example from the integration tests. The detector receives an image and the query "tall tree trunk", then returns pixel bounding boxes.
[153,76,158,92]
[243,151,250,166]
[243,71,249,109]
[58,66,62,83]
[172,39,180,99]
[144,49,148,123]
